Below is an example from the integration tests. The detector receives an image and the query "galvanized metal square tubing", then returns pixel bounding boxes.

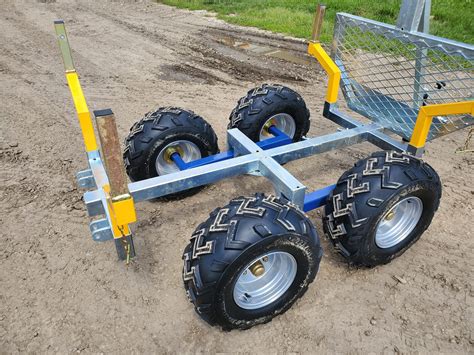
[81,120,400,229]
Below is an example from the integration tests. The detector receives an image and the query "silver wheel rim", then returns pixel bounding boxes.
[233,251,297,310]
[259,113,296,141]
[375,196,423,249]
[155,140,201,175]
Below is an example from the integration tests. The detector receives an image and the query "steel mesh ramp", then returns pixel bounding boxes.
[332,13,474,141]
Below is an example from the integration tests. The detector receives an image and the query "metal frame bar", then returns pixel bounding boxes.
[403,0,431,108]
[396,0,428,33]
[323,103,408,152]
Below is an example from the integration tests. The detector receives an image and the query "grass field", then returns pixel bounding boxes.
[158,0,473,44]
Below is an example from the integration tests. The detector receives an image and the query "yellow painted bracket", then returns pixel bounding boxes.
[308,42,341,103]
[102,184,136,239]
[54,20,98,152]
[409,101,474,149]
[106,194,137,239]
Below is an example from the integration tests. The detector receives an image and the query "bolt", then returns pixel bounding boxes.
[263,119,276,136]
[249,260,265,277]
[385,211,395,221]
[164,145,185,164]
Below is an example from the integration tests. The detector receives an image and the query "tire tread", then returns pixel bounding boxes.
[323,151,442,266]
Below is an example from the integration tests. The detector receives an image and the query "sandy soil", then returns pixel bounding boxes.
[1,0,473,353]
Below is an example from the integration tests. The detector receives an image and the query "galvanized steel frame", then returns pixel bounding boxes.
[79,109,407,242]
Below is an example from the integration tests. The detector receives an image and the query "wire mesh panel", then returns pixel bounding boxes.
[332,13,473,141]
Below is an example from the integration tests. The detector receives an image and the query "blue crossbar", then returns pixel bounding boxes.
[303,184,336,212]
[171,126,293,170]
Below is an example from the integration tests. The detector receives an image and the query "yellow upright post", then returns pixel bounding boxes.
[54,20,98,153]
[408,101,474,156]
[307,4,341,104]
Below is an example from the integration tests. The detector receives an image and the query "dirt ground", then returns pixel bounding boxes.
[1,0,473,353]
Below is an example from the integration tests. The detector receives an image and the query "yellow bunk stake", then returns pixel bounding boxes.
[408,101,474,155]
[307,4,341,104]
[54,20,98,152]
[308,42,341,104]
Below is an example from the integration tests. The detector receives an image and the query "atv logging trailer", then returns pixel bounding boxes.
[55,0,473,330]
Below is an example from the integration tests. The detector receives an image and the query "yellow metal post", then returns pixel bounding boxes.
[307,43,341,103]
[54,20,98,152]
[408,101,474,155]
[307,4,341,104]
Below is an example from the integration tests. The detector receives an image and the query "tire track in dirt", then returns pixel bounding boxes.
[76,1,315,84]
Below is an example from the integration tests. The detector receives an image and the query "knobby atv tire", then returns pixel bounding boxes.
[123,107,219,199]
[182,193,322,330]
[228,84,310,142]
[323,151,442,267]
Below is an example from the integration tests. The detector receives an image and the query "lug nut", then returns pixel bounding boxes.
[249,260,265,277]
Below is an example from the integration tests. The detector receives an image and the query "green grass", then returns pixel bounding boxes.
[158,0,473,44]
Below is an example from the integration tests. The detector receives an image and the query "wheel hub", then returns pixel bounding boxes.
[233,251,297,310]
[375,196,424,249]
[155,140,201,175]
[164,145,184,163]
[259,113,296,141]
